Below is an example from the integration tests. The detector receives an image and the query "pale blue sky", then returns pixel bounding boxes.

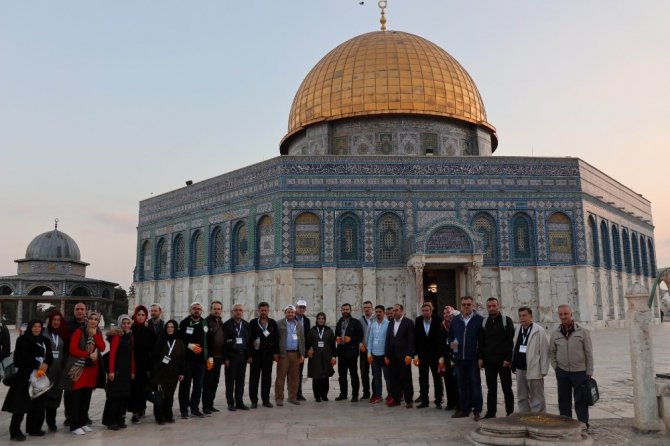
[1,1,669,287]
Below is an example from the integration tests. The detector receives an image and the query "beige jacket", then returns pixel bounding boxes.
[549,322,593,375]
[512,323,549,379]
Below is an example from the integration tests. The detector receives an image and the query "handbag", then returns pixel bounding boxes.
[577,377,599,406]
[146,385,164,405]
[1,353,16,386]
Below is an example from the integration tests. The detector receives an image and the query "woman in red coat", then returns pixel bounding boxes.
[67,311,105,436]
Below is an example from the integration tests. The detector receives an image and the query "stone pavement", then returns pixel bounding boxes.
[2,324,670,445]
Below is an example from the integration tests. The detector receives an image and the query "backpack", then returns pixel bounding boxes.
[482,314,508,330]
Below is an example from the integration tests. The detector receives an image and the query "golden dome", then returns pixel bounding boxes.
[281,30,496,153]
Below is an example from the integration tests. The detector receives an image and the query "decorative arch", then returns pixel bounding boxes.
[0,285,14,295]
[71,286,92,297]
[294,212,321,264]
[611,225,622,272]
[27,285,57,296]
[472,212,498,265]
[190,230,205,273]
[172,234,186,275]
[425,225,473,253]
[337,213,361,265]
[547,212,574,263]
[640,235,649,277]
[511,212,535,262]
[139,240,152,280]
[376,212,402,264]
[210,226,225,271]
[156,238,168,278]
[600,221,611,269]
[257,215,275,267]
[622,228,632,274]
[588,215,599,267]
[632,233,641,276]
[232,221,249,270]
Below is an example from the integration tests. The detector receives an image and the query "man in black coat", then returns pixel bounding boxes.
[385,303,415,408]
[202,301,225,414]
[478,297,515,418]
[334,303,364,402]
[414,302,444,409]
[249,301,279,408]
[295,300,311,401]
[178,302,208,418]
[222,303,252,411]
[0,319,10,361]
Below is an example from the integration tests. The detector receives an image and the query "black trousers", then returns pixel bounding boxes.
[442,363,460,409]
[312,378,330,400]
[45,407,57,428]
[153,387,176,422]
[225,352,247,406]
[337,353,359,397]
[359,350,371,397]
[26,395,46,434]
[202,357,222,411]
[69,387,92,431]
[179,360,204,414]
[484,362,514,416]
[419,359,444,404]
[10,412,25,437]
[556,367,589,424]
[297,361,305,398]
[249,350,274,404]
[389,358,413,403]
[129,368,148,415]
[102,397,127,427]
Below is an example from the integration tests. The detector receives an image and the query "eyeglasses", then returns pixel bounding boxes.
[461,303,473,307]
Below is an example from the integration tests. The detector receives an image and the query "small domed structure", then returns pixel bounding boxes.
[25,228,82,261]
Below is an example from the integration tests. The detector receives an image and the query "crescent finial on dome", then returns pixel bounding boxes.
[378,0,387,31]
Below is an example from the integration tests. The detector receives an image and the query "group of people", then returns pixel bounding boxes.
[1,296,594,441]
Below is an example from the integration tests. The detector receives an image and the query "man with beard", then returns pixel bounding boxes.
[202,301,225,414]
[334,303,364,402]
[385,304,415,408]
[249,302,278,408]
[359,301,374,401]
[149,303,164,335]
[222,303,252,411]
[178,302,207,419]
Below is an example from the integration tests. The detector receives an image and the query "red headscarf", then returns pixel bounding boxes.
[47,310,70,341]
[133,305,149,326]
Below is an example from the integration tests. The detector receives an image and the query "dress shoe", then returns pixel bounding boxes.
[119,422,128,429]
[473,412,482,421]
[451,410,468,418]
[414,396,422,403]
[315,397,321,402]
[276,400,284,406]
[236,404,250,410]
[263,402,274,408]
[405,402,414,408]
[157,420,166,425]
[191,410,205,418]
[416,402,429,408]
[506,412,513,417]
[131,414,141,424]
[297,396,307,402]
[227,405,237,411]
[11,433,27,442]
[484,413,496,419]
[210,407,220,412]
[350,396,359,402]
[166,418,176,424]
[361,393,371,400]
[48,425,57,433]
[335,395,348,401]
[203,409,211,415]
[251,402,258,409]
[63,419,70,427]
[321,396,329,402]
[435,403,443,410]
[288,400,300,405]
[107,425,120,431]
[180,412,189,419]
[445,405,456,411]
[392,401,401,407]
[28,430,45,437]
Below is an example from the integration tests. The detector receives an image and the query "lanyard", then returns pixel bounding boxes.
[317,327,325,340]
[37,342,46,352]
[51,334,59,350]
[521,325,532,345]
[235,322,242,337]
[167,340,176,356]
[258,320,268,332]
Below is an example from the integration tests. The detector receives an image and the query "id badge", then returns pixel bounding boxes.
[162,355,171,364]
[186,327,194,335]
[52,351,60,359]
[236,337,243,345]
[263,330,270,337]
[292,333,298,341]
[519,345,527,354]
[317,341,325,348]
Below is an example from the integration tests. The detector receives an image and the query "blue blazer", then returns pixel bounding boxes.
[448,312,483,361]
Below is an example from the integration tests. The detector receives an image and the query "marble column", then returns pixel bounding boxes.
[16,299,23,328]
[411,261,425,317]
[626,283,665,432]
[472,260,483,303]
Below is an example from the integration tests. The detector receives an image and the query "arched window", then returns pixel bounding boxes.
[191,231,205,273]
[588,216,599,267]
[233,222,249,269]
[632,233,641,276]
[377,213,402,264]
[622,229,632,274]
[257,215,275,267]
[512,213,534,262]
[294,212,321,264]
[156,238,168,278]
[600,221,611,269]
[548,212,574,263]
[338,214,361,264]
[139,240,152,280]
[173,234,185,275]
[640,235,649,277]
[211,227,225,271]
[648,239,657,278]
[473,213,498,265]
[611,225,622,272]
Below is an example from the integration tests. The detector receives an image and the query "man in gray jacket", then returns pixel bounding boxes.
[274,305,305,406]
[511,307,549,413]
[549,304,594,426]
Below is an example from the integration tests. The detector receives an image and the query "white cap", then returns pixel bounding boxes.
[284,305,296,312]
[296,300,307,307]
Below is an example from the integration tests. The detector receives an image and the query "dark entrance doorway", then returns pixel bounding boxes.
[423,268,457,312]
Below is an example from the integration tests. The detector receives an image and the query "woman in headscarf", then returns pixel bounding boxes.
[306,312,336,402]
[439,305,460,411]
[129,305,155,423]
[2,319,53,441]
[43,311,69,432]
[66,310,105,436]
[150,319,185,424]
[102,315,135,430]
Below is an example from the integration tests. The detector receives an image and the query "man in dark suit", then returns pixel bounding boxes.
[249,301,279,408]
[222,303,252,411]
[385,303,415,408]
[295,300,311,401]
[414,302,444,409]
[335,303,364,402]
